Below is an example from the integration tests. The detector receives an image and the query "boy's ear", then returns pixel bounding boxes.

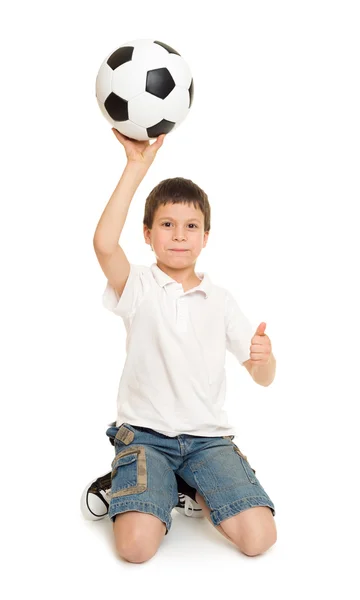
[143,225,150,242]
[143,228,153,251]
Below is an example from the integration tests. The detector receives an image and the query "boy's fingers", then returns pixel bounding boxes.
[151,134,166,150]
[112,128,121,139]
[113,128,165,157]
[112,128,127,142]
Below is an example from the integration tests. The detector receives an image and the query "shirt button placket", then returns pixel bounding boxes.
[177,296,187,332]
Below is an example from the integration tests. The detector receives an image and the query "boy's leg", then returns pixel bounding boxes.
[108,424,178,556]
[113,512,166,563]
[194,491,234,543]
[179,437,277,556]
[194,491,275,554]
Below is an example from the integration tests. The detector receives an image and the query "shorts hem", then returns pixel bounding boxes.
[210,495,276,526]
[109,500,172,535]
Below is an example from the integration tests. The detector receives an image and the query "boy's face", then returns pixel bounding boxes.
[144,202,209,268]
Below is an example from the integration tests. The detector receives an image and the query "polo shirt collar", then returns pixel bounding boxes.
[150,263,212,298]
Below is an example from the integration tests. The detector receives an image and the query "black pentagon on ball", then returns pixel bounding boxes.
[146,68,175,99]
[154,41,180,56]
[147,119,176,138]
[105,93,128,121]
[188,78,194,108]
[107,46,134,70]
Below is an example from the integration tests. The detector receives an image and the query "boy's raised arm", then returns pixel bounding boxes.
[93,130,165,297]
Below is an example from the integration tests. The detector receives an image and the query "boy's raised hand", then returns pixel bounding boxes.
[112,128,165,166]
[250,323,272,365]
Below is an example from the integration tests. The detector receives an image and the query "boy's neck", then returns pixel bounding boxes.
[155,261,202,290]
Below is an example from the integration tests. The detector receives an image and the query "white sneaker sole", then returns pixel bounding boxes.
[174,504,204,518]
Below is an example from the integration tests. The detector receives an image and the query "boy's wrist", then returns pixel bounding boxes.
[125,159,151,172]
[121,159,151,187]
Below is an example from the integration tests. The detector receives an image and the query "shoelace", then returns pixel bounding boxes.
[96,473,112,490]
[89,474,112,499]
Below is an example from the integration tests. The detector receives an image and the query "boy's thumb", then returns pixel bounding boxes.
[255,322,267,336]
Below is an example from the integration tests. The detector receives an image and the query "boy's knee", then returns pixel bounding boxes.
[113,512,166,563]
[116,535,159,563]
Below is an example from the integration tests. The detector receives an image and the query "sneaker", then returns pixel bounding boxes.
[80,472,112,521]
[174,493,204,518]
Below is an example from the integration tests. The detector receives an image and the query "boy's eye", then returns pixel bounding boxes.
[162,222,198,228]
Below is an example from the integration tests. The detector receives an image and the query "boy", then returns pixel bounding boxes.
[84,128,277,562]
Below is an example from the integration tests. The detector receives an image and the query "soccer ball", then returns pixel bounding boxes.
[95,39,194,141]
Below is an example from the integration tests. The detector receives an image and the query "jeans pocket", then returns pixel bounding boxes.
[110,446,147,499]
[232,444,257,484]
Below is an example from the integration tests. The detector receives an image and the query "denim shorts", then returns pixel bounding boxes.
[105,422,275,535]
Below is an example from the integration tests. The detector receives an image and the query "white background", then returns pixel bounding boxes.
[1,0,359,597]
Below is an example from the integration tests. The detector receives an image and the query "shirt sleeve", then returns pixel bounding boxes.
[225,291,255,365]
[102,263,151,318]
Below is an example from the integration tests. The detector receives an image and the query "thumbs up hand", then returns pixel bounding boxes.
[250,322,272,365]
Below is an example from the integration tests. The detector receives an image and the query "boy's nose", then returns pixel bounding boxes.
[173,231,186,240]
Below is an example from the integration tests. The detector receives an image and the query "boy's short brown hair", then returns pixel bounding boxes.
[143,177,211,232]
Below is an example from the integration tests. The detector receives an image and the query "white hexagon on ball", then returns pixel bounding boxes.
[163,87,190,123]
[129,93,164,128]
[112,61,146,100]
[131,39,170,71]
[114,120,148,141]
[166,54,192,88]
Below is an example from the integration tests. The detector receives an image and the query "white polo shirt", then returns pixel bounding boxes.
[102,262,255,437]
